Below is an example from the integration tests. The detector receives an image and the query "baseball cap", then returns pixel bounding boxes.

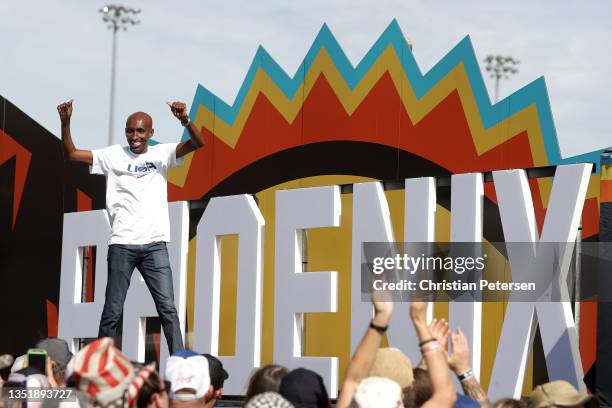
[69,337,154,408]
[530,380,599,408]
[279,368,329,408]
[165,350,211,401]
[354,376,403,408]
[202,353,229,390]
[369,347,414,389]
[36,337,73,369]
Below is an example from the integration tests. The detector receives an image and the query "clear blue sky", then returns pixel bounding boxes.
[1,0,610,158]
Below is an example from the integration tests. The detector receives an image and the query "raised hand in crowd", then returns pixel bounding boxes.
[336,293,393,408]
[448,328,489,407]
[410,302,456,408]
[417,317,449,369]
[430,318,449,347]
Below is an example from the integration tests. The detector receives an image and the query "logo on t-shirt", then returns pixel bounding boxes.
[127,162,157,178]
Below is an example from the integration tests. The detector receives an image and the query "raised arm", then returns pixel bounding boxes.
[336,298,393,408]
[448,329,490,407]
[416,317,450,370]
[167,101,205,159]
[411,302,456,408]
[57,100,92,164]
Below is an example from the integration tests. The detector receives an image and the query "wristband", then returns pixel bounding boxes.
[369,321,388,334]
[181,117,190,127]
[457,368,473,381]
[422,348,444,356]
[418,338,437,347]
[420,342,441,354]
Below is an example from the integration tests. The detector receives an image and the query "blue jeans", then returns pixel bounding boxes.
[98,242,184,353]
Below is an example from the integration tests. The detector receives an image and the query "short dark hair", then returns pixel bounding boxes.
[407,367,433,408]
[201,354,228,391]
[279,368,329,408]
[136,370,165,408]
[244,365,288,403]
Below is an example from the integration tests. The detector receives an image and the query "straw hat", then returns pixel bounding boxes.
[530,380,598,408]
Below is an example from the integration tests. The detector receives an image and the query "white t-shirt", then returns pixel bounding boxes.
[90,143,184,245]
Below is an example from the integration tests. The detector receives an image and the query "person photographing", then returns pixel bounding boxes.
[57,99,204,353]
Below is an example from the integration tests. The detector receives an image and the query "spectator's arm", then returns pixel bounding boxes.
[448,329,490,407]
[411,302,456,408]
[416,317,449,370]
[459,376,489,407]
[336,299,393,408]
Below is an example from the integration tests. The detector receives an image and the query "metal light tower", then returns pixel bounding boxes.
[100,5,141,146]
[483,55,520,103]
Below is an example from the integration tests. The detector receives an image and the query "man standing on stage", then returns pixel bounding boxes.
[57,99,204,353]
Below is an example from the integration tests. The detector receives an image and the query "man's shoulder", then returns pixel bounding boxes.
[148,142,180,159]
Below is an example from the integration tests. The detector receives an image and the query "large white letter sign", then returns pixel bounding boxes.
[449,173,483,380]
[386,178,436,363]
[58,210,111,353]
[122,202,189,373]
[404,177,436,244]
[193,194,265,395]
[274,186,341,397]
[350,183,395,356]
[488,164,592,399]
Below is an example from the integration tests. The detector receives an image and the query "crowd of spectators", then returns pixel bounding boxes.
[0,298,597,408]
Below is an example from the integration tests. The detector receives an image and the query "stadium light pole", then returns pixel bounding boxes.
[483,55,520,103]
[100,5,141,146]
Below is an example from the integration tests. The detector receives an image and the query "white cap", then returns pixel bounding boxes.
[354,376,403,408]
[165,352,211,401]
